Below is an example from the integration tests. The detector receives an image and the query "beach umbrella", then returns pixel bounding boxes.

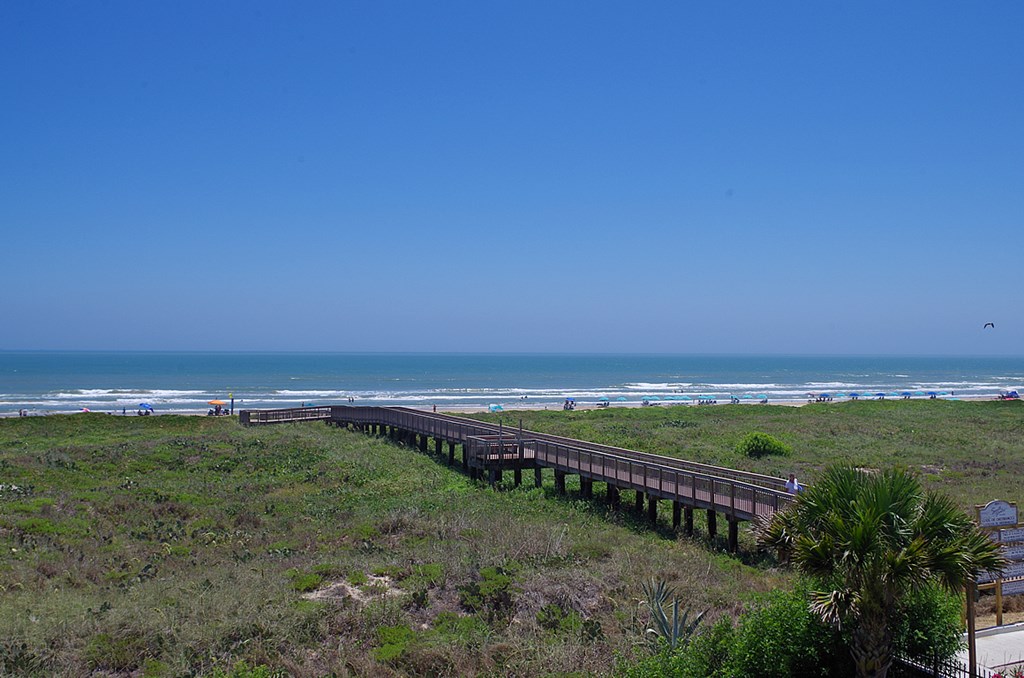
[914,391,925,396]
[835,393,847,398]
[742,394,753,399]
[820,393,831,399]
[926,391,937,396]
[139,403,153,410]
[680,395,691,400]
[876,393,886,397]
[889,392,900,397]
[756,394,768,400]
[598,396,610,401]
[489,404,504,412]
[615,396,627,401]
[849,392,860,398]
[647,395,660,401]
[901,392,912,397]
[81,407,90,412]
[208,400,226,406]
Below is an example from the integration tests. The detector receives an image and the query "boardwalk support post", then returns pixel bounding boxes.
[728,519,739,552]
[581,478,593,499]
[554,470,566,494]
[608,484,620,507]
[435,438,442,456]
[647,496,658,524]
[685,507,694,536]
[448,441,455,466]
[635,490,644,513]
[707,510,717,539]
[534,466,543,488]
[514,467,522,487]
[673,501,682,529]
[419,435,428,452]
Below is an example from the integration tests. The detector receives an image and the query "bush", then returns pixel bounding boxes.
[726,585,846,677]
[893,583,964,663]
[458,566,515,619]
[736,432,792,458]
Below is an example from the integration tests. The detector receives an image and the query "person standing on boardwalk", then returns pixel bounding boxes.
[785,473,802,494]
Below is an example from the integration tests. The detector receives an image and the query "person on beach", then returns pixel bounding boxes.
[785,473,802,494]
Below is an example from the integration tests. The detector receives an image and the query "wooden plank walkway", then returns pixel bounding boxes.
[239,405,793,550]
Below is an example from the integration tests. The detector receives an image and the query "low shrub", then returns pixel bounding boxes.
[736,432,791,458]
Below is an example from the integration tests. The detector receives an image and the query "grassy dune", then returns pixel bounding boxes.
[0,414,784,677]
[2,401,1020,675]
[469,399,1024,509]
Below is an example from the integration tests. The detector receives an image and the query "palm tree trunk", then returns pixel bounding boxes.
[850,610,893,678]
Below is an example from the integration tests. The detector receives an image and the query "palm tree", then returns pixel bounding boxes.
[758,465,1005,678]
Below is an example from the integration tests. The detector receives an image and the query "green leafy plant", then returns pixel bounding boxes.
[640,578,707,651]
[458,566,515,619]
[736,432,791,458]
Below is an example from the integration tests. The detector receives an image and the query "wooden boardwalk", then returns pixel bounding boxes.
[240,405,793,550]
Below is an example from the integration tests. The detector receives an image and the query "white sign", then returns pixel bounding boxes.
[1001,579,1024,596]
[998,527,1024,543]
[1005,544,1024,561]
[979,500,1019,528]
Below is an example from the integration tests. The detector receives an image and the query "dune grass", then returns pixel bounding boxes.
[468,399,1024,509]
[2,401,1019,675]
[0,414,785,676]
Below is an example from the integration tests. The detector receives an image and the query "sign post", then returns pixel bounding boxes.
[970,499,1023,676]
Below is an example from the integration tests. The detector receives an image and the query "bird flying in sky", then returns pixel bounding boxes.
[984,322,995,329]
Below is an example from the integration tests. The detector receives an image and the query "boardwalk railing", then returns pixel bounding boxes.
[390,407,788,493]
[239,406,332,425]
[242,405,793,528]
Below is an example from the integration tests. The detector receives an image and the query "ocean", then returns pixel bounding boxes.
[2,352,1023,415]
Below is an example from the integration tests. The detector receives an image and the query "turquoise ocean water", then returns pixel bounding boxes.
[2,352,1023,415]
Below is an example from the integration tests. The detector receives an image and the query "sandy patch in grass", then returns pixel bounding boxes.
[302,574,401,605]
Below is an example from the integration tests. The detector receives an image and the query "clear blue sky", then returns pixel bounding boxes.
[2,2,1021,354]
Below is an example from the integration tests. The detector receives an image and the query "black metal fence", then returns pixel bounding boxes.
[893,655,999,678]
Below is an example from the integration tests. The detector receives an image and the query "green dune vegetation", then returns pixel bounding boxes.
[0,400,1021,676]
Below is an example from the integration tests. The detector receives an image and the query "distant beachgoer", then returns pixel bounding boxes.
[785,474,802,494]
[122,407,126,416]
[432,404,437,413]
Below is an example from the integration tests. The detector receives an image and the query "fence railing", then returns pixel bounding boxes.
[244,405,794,522]
[892,654,999,678]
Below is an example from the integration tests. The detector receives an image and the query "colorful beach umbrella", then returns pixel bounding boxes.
[208,400,226,406]
[598,396,610,401]
[489,404,504,412]
[616,396,628,401]
[680,395,691,400]
[139,403,153,410]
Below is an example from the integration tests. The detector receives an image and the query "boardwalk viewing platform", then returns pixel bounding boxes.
[240,405,793,551]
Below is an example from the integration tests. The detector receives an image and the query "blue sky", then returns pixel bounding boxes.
[2,2,1021,354]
